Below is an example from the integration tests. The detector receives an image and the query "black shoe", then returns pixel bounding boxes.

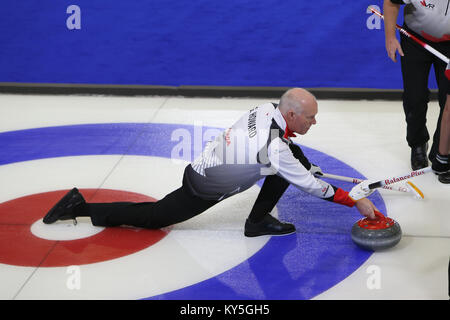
[411,143,429,170]
[43,188,85,224]
[244,214,296,237]
[438,172,450,184]
[428,142,439,163]
[432,153,450,175]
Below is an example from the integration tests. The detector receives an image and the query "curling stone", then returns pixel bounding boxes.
[351,211,402,251]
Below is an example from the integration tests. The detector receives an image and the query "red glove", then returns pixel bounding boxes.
[332,188,356,207]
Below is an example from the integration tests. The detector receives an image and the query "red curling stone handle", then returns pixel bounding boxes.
[357,211,395,230]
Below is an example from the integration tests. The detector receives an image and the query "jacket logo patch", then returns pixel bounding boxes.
[420,0,435,9]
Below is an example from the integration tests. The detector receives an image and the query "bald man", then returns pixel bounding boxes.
[43,88,379,237]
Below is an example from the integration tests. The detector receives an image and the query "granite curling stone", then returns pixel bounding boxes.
[351,211,402,251]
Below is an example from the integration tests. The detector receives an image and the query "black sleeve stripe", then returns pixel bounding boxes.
[288,143,312,170]
[323,185,338,202]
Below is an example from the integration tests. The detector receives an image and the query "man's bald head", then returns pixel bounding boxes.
[278,88,317,116]
[278,88,318,135]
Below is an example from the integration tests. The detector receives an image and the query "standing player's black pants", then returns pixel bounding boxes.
[400,30,450,159]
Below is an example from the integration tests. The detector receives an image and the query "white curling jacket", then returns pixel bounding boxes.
[183,103,341,202]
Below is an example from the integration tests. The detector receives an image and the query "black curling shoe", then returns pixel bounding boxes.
[411,143,428,170]
[438,172,450,184]
[244,214,296,237]
[43,188,85,224]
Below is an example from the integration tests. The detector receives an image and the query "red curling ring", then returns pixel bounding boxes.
[0,189,168,267]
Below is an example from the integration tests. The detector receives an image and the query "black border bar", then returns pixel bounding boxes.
[0,82,439,100]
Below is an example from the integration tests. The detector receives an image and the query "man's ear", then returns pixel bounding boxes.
[288,110,296,120]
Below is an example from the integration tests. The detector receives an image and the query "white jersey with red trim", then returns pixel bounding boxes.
[185,103,336,201]
[392,0,450,42]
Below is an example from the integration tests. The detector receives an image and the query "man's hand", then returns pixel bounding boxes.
[386,37,404,62]
[383,0,403,62]
[354,198,378,220]
[310,163,323,177]
[349,180,375,201]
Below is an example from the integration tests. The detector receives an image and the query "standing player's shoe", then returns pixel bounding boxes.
[43,188,85,224]
[438,172,450,184]
[411,143,428,170]
[244,214,296,237]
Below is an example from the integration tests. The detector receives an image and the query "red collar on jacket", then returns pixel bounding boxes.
[283,126,296,139]
[281,114,296,138]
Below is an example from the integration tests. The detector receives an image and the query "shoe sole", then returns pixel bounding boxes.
[244,229,296,238]
[438,177,450,184]
[43,188,81,224]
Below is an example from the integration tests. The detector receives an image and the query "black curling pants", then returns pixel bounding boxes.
[247,174,290,223]
[77,185,219,229]
[246,141,311,223]
[400,31,450,159]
